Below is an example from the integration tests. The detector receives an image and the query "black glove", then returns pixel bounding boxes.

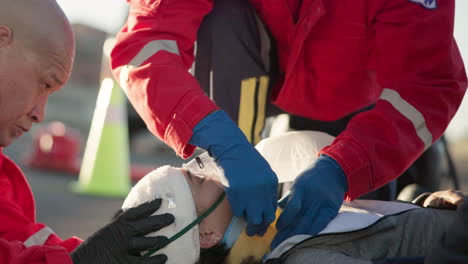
[71,199,174,264]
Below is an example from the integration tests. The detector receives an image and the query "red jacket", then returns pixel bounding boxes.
[111,0,467,200]
[0,151,81,263]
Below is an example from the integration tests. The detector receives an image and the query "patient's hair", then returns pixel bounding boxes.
[195,243,230,264]
[196,243,261,264]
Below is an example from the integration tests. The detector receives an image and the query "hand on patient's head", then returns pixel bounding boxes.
[122,166,200,263]
[422,190,464,209]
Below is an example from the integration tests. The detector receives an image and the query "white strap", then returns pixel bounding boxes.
[380,88,433,150]
[23,226,55,247]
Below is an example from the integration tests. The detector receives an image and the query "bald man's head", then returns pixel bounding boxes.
[0,0,75,147]
[0,0,75,65]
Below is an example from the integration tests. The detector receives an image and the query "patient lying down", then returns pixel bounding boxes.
[121,152,466,264]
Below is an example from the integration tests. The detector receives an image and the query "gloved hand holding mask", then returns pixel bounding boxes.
[189,110,278,235]
[70,199,174,264]
[272,154,347,249]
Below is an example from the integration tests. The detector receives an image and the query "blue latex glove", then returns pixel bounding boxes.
[271,154,347,249]
[190,110,278,235]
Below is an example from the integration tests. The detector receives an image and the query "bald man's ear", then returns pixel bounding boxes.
[0,26,13,47]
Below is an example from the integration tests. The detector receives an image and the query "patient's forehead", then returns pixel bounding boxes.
[181,169,223,210]
[181,168,229,214]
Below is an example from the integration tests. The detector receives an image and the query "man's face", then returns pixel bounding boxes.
[0,41,70,147]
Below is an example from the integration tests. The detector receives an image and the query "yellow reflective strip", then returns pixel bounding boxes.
[253,76,269,144]
[380,88,433,150]
[238,77,257,143]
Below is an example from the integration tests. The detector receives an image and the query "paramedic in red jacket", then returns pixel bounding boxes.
[0,0,173,263]
[111,0,468,248]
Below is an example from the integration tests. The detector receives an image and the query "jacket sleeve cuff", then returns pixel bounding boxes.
[46,235,83,253]
[320,137,373,201]
[164,89,219,159]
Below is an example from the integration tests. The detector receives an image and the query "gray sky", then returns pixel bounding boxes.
[57,0,468,141]
[56,0,128,34]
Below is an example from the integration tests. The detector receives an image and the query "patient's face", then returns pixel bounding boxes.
[182,170,233,249]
